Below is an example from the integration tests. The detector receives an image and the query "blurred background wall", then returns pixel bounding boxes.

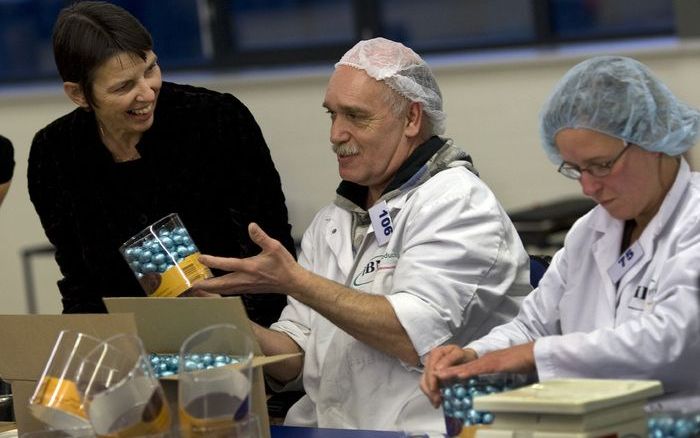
[1,0,699,314]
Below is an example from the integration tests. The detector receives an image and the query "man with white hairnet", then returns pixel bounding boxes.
[194,37,531,430]
[422,55,700,406]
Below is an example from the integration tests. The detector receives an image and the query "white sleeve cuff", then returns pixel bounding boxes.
[465,340,496,358]
[387,292,452,358]
[270,319,310,353]
[265,320,308,392]
[533,336,558,381]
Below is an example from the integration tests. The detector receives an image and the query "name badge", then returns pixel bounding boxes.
[368,201,394,246]
[607,241,644,284]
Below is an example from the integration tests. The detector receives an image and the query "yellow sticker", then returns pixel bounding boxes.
[32,376,87,419]
[147,253,212,297]
[178,407,240,438]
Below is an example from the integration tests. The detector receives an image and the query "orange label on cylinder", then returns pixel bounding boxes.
[145,253,212,297]
[32,376,87,419]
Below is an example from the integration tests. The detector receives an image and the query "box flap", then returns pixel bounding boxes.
[0,314,137,382]
[103,297,262,355]
[159,353,301,381]
[251,353,300,368]
[473,379,663,415]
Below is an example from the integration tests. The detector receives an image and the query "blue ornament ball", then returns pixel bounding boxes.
[139,250,153,263]
[160,236,174,248]
[153,253,166,265]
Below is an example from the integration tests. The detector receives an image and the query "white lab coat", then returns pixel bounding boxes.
[271,145,531,431]
[469,158,700,393]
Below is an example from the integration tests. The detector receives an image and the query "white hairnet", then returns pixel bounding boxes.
[336,37,446,135]
[540,56,700,163]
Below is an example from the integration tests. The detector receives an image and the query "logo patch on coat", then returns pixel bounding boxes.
[352,253,398,287]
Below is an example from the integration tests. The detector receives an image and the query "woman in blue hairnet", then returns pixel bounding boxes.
[421,55,700,403]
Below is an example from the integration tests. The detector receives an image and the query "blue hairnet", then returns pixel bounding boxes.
[540,56,700,164]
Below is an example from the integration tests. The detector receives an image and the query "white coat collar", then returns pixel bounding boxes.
[587,158,690,306]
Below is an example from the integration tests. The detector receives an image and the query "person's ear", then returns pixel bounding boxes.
[404,101,423,138]
[63,82,89,108]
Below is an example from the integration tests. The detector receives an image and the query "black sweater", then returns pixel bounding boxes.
[0,135,13,184]
[28,82,294,326]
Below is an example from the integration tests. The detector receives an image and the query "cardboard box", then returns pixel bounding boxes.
[0,313,138,434]
[104,297,298,438]
[0,421,17,433]
[0,298,297,437]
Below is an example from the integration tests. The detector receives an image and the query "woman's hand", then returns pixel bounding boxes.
[436,342,536,383]
[420,345,478,408]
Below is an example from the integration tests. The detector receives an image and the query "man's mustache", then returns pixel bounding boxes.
[332,143,360,156]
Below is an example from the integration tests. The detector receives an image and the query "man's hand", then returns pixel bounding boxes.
[193,222,419,365]
[434,342,536,389]
[194,222,305,296]
[420,345,477,408]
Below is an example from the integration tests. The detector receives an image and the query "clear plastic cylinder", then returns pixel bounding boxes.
[120,213,212,297]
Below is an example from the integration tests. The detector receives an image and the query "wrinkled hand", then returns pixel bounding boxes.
[434,342,536,389]
[193,223,303,296]
[420,345,477,408]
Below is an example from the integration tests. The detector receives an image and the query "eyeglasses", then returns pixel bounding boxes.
[558,141,630,180]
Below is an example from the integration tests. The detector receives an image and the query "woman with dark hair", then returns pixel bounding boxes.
[28,1,295,325]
